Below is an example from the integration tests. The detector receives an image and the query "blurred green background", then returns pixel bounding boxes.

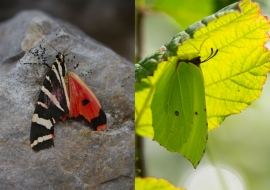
[136,0,270,189]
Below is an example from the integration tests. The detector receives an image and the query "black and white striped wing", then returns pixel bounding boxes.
[30,60,70,151]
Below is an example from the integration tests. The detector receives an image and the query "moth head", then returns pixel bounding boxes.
[56,53,65,62]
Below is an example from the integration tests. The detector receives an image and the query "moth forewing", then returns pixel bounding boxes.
[30,52,70,151]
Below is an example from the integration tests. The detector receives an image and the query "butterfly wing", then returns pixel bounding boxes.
[30,61,70,151]
[152,59,207,166]
[67,72,107,131]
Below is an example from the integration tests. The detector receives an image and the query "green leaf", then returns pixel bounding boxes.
[135,0,270,165]
[135,177,186,190]
[153,0,214,29]
[136,61,169,138]
[135,1,240,82]
[200,0,270,130]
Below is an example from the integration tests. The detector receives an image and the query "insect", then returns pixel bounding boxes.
[151,40,218,166]
[25,29,107,151]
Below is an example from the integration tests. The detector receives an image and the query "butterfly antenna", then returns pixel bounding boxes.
[201,48,218,63]
[30,28,60,54]
[206,48,214,60]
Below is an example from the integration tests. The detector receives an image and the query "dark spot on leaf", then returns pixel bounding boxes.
[175,111,179,116]
[82,99,90,106]
[195,112,198,115]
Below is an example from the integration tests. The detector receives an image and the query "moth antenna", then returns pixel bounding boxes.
[30,28,60,54]
[63,43,72,56]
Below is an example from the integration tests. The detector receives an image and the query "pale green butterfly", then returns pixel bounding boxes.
[151,40,218,167]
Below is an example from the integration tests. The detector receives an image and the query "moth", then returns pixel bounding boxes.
[27,32,107,151]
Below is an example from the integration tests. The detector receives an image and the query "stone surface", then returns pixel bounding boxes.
[0,11,134,189]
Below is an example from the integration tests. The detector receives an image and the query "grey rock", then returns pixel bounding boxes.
[0,10,134,190]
